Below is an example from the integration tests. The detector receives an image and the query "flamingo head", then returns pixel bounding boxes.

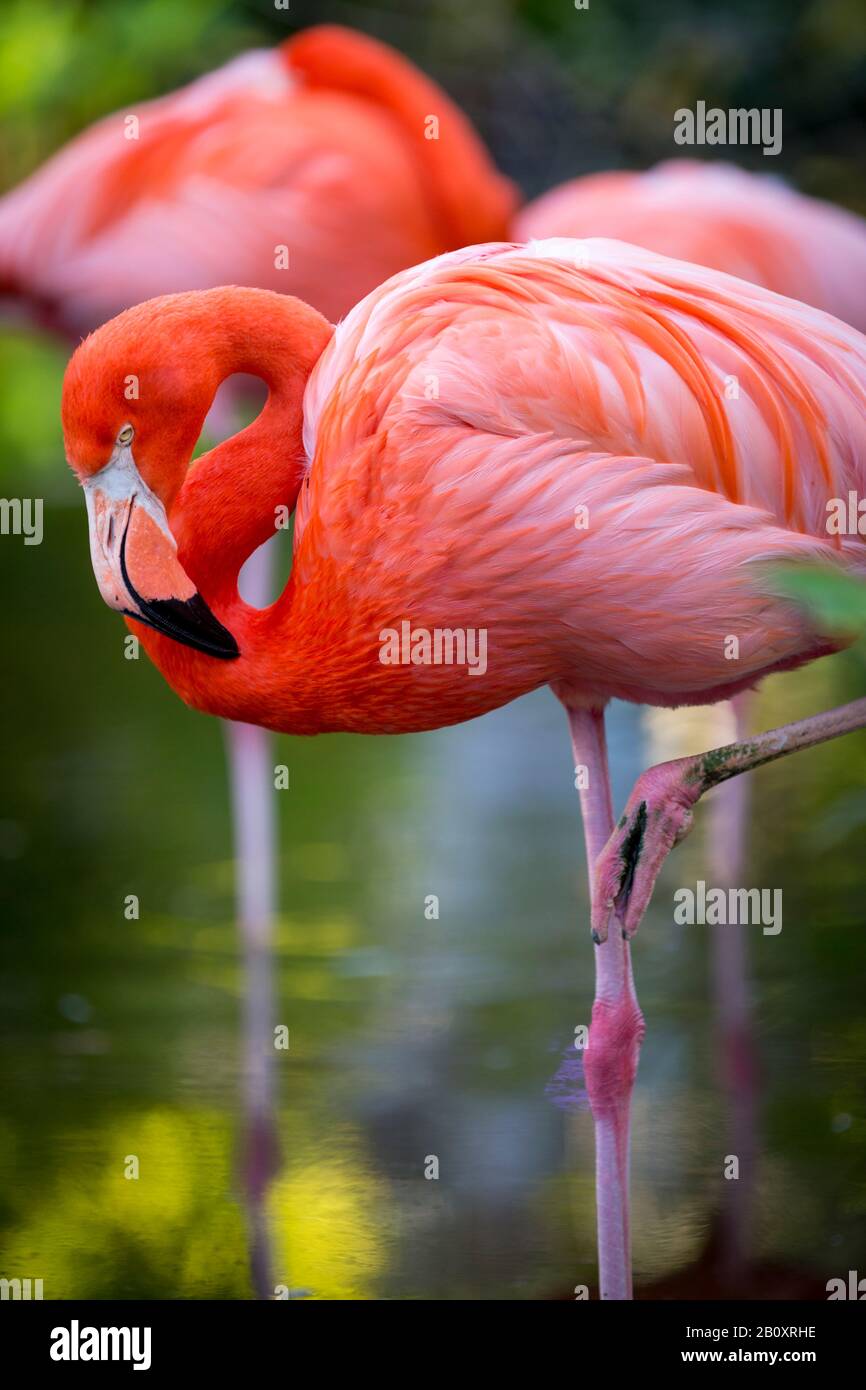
[60,297,240,660]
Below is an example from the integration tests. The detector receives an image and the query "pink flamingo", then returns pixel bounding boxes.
[519,158,866,1273]
[516,160,866,330]
[0,14,514,914]
[0,24,515,333]
[61,239,866,1297]
[2,22,514,1295]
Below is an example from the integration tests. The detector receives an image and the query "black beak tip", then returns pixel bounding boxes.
[127,593,240,660]
[118,518,238,659]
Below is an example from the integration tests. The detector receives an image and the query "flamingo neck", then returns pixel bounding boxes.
[170,290,333,603]
[127,288,334,730]
[283,26,517,248]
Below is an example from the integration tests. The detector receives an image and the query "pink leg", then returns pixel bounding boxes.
[593,696,866,943]
[225,505,280,1296]
[225,710,279,1297]
[566,705,645,1301]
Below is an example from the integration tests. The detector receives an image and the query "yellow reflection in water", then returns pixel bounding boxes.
[268,1143,389,1300]
[1,1108,247,1298]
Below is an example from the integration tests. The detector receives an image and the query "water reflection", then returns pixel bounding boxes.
[647,697,761,1285]
[1,505,865,1299]
[226,537,280,1300]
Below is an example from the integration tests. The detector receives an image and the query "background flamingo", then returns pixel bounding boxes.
[60,238,866,1297]
[0,24,515,333]
[516,161,866,331]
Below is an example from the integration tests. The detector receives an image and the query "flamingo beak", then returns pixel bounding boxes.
[82,444,239,659]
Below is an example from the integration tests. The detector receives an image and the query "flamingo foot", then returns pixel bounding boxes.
[584,973,645,1300]
[591,756,703,943]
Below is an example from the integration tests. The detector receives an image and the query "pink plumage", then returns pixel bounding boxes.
[0,29,515,335]
[296,237,866,725]
[516,161,866,333]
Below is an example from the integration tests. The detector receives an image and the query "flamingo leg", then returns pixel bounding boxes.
[225,708,279,1297]
[566,705,645,1301]
[224,522,280,1298]
[592,695,866,943]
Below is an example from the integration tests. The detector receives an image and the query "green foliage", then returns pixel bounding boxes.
[770,562,866,636]
[0,0,260,185]
[0,331,69,486]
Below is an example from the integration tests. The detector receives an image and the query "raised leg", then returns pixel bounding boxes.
[593,696,866,943]
[566,705,645,1301]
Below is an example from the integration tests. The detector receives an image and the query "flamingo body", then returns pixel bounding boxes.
[0,25,515,333]
[516,162,866,332]
[62,239,866,734]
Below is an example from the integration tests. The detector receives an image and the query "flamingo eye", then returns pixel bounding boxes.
[116,423,135,447]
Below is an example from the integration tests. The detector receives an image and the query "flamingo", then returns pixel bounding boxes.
[518,162,866,1269]
[516,161,866,330]
[60,239,866,1298]
[0,23,516,332]
[1,24,515,1293]
[64,236,866,1289]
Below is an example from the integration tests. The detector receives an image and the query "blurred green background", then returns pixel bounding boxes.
[3,0,866,204]
[1,0,865,1300]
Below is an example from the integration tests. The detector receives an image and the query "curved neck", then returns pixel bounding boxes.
[284,26,516,248]
[170,290,332,601]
